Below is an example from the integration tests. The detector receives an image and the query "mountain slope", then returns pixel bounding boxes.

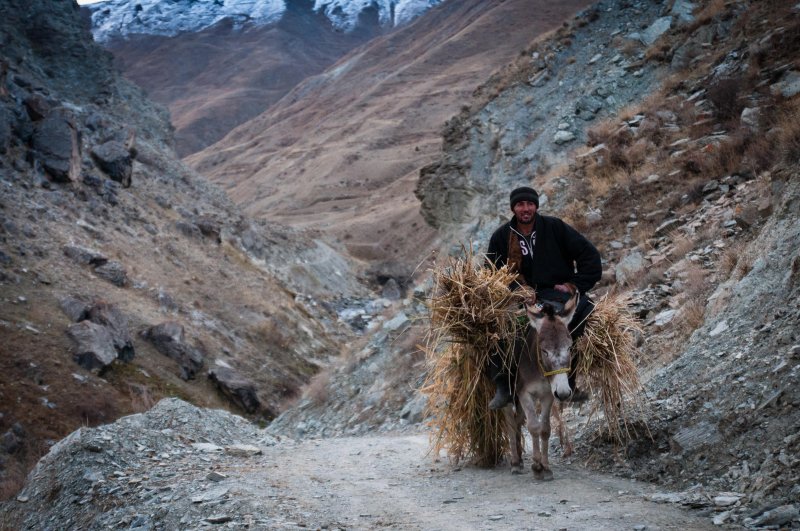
[187,0,594,268]
[0,0,367,497]
[101,1,387,157]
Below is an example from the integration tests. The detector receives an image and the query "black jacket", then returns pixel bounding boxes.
[486,213,602,294]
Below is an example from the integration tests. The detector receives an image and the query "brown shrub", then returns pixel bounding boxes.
[303,368,331,405]
[706,76,749,121]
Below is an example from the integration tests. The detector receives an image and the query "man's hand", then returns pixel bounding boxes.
[554,284,571,292]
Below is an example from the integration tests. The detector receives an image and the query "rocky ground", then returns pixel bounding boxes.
[2,0,800,528]
[1,399,719,530]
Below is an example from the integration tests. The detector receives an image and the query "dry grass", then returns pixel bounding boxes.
[421,246,524,466]
[573,293,647,444]
[303,368,331,405]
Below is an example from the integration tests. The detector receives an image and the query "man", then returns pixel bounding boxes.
[485,186,602,409]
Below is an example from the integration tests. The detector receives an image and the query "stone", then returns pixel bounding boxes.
[206,471,227,482]
[23,94,50,121]
[709,320,728,337]
[383,312,409,332]
[224,444,262,457]
[615,251,645,285]
[771,70,800,98]
[63,244,107,266]
[208,367,261,414]
[59,295,91,322]
[740,107,760,129]
[142,322,204,380]
[654,218,681,236]
[746,505,799,527]
[576,96,603,120]
[671,421,721,453]
[67,321,118,371]
[714,495,740,507]
[671,0,696,25]
[93,260,129,288]
[654,309,677,326]
[553,130,575,144]
[192,442,223,453]
[31,110,81,182]
[381,278,402,300]
[91,140,133,187]
[640,17,672,46]
[86,301,135,362]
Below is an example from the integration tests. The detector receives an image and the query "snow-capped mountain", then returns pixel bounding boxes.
[88,0,443,42]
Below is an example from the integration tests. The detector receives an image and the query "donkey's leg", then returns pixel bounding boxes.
[503,404,523,474]
[537,394,555,480]
[519,393,546,479]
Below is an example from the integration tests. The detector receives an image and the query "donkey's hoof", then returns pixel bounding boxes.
[531,463,553,481]
[510,464,524,475]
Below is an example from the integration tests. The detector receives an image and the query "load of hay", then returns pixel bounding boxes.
[420,248,524,466]
[422,247,644,466]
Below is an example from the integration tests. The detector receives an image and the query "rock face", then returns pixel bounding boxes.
[208,367,262,415]
[31,110,81,182]
[142,322,204,380]
[416,0,664,233]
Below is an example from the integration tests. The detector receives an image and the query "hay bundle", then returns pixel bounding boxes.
[421,248,524,466]
[574,293,646,443]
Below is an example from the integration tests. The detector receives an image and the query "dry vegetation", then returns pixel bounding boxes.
[421,249,522,466]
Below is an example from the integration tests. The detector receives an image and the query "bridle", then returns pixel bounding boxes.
[520,308,572,378]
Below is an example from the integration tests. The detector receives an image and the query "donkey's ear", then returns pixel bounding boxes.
[559,283,579,323]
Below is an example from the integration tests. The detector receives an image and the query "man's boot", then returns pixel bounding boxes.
[488,374,512,410]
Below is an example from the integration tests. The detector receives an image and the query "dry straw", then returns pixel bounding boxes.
[422,247,646,465]
[573,293,647,443]
[421,246,525,466]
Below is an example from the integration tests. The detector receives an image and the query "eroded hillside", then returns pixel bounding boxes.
[0,0,368,498]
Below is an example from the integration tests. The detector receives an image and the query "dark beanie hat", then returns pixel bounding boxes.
[509,186,539,209]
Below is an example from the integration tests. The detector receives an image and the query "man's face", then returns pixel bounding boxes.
[512,200,537,224]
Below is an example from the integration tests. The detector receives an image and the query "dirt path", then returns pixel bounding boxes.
[227,433,713,530]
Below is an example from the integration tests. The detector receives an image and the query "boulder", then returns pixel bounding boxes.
[85,301,135,362]
[770,70,800,99]
[91,140,133,187]
[639,16,672,46]
[615,250,646,285]
[93,260,129,288]
[553,130,576,144]
[142,322,204,380]
[58,295,91,322]
[63,244,107,266]
[671,0,696,26]
[208,367,261,414]
[23,94,50,121]
[31,110,80,182]
[66,321,117,371]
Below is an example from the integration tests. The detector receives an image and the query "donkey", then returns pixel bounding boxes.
[503,284,579,480]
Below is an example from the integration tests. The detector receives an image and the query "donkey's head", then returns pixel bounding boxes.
[525,284,579,401]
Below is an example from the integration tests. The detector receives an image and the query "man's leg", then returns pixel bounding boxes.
[567,295,594,400]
